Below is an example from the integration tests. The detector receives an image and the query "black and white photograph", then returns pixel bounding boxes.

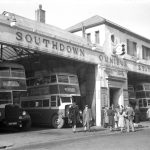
[0,0,150,149]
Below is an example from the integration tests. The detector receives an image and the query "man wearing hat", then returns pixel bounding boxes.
[83,105,92,132]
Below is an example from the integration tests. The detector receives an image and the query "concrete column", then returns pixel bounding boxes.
[95,64,101,126]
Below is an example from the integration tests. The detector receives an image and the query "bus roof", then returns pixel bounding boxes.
[0,62,24,69]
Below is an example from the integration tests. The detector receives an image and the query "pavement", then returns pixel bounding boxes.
[0,121,150,150]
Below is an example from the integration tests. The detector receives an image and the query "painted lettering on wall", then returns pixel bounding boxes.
[137,64,150,73]
[99,54,127,68]
[16,31,85,57]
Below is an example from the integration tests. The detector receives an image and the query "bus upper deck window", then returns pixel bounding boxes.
[146,91,150,98]
[11,68,25,77]
[51,75,57,83]
[144,85,150,90]
[58,75,68,83]
[69,76,78,84]
[0,67,9,76]
[135,85,143,91]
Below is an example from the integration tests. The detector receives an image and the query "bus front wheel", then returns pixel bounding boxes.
[52,115,64,129]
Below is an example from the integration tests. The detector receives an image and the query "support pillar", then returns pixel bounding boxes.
[95,64,102,126]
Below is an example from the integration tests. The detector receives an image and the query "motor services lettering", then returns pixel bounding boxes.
[16,31,85,57]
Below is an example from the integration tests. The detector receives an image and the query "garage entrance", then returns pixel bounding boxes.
[0,43,96,126]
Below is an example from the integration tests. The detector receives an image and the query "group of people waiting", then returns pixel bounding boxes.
[68,102,92,133]
[68,102,138,133]
[102,104,136,133]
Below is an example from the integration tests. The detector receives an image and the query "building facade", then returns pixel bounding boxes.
[0,7,150,127]
[67,15,150,125]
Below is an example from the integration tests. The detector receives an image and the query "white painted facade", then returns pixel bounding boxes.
[67,16,150,126]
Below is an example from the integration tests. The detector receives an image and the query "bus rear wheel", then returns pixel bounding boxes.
[52,115,64,129]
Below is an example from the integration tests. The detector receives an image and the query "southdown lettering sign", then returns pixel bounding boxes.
[16,31,85,57]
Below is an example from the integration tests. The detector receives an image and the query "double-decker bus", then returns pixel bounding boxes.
[128,85,136,108]
[135,83,150,120]
[0,62,31,129]
[20,72,81,128]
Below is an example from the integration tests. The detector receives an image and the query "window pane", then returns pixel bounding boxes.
[69,76,78,84]
[142,45,150,60]
[61,97,71,103]
[87,33,91,42]
[0,67,10,77]
[0,92,11,104]
[21,101,29,108]
[146,91,150,98]
[144,85,150,90]
[35,100,42,107]
[58,75,68,83]
[139,99,142,107]
[95,31,100,44]
[51,75,57,83]
[136,91,146,98]
[135,85,143,91]
[43,99,49,107]
[51,96,56,107]
[127,39,137,56]
[29,101,35,107]
[148,100,150,106]
[143,99,147,107]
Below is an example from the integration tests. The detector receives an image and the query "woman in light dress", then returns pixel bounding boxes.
[118,109,126,132]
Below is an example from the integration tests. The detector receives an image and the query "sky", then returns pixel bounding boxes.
[0,0,150,39]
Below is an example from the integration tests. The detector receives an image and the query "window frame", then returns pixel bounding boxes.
[142,45,150,60]
[127,39,137,57]
[95,30,100,44]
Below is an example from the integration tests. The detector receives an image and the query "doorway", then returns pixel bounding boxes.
[109,87,120,107]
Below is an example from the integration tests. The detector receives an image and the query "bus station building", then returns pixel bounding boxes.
[0,6,150,126]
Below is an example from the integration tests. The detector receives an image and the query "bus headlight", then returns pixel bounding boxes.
[22,111,26,116]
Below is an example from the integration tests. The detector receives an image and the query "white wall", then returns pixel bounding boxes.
[72,25,106,48]
[105,25,150,65]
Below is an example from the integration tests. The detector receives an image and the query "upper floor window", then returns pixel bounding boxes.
[127,39,137,57]
[142,45,150,60]
[95,31,100,44]
[111,34,115,43]
[87,33,91,43]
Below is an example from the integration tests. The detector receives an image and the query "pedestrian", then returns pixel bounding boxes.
[147,108,150,121]
[118,109,126,132]
[68,102,80,133]
[101,107,105,127]
[134,105,140,124]
[114,110,119,129]
[83,105,92,132]
[104,107,109,128]
[107,106,115,131]
[125,104,135,132]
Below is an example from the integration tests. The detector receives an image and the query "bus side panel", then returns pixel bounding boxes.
[25,109,59,126]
